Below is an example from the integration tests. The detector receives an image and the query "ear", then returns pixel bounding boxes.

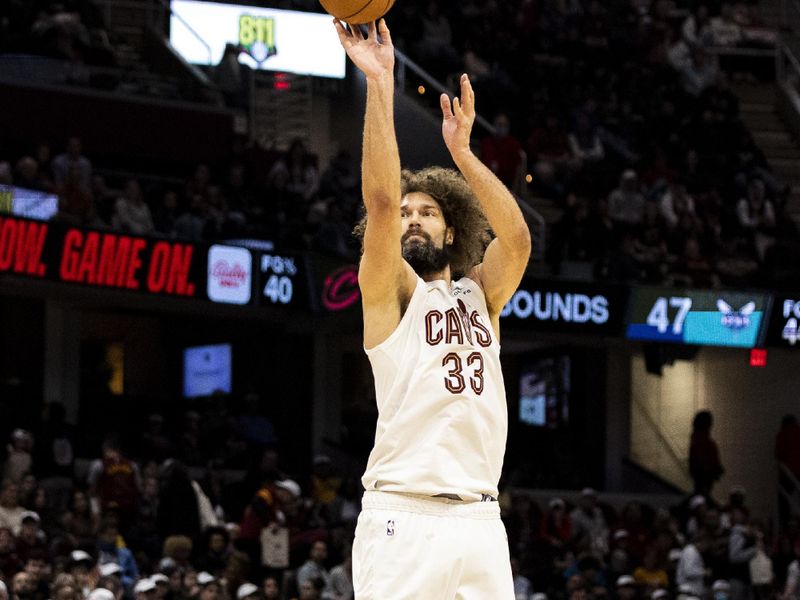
[445,226,455,246]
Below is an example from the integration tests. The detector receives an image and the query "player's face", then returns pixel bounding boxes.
[400,193,454,275]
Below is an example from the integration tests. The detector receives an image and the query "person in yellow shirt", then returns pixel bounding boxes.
[634,547,670,596]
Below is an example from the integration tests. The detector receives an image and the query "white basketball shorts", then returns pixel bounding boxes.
[352,491,515,599]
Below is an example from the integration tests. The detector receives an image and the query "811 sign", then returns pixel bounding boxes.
[261,255,296,305]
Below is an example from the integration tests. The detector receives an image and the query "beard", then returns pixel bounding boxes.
[401,230,450,276]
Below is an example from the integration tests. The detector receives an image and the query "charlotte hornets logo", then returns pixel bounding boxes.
[239,14,277,65]
[717,300,755,330]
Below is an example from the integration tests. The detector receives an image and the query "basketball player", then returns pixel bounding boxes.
[334,19,531,599]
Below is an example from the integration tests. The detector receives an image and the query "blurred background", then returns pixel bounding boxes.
[1,0,800,599]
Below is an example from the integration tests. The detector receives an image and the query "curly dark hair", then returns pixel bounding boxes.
[353,167,493,279]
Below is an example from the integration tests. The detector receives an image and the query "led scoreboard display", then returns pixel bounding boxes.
[257,252,311,310]
[763,296,800,347]
[626,288,768,348]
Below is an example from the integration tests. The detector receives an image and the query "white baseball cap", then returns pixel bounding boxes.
[88,589,115,600]
[134,579,156,594]
[274,480,301,498]
[616,575,636,588]
[150,574,169,585]
[197,573,216,586]
[652,590,668,600]
[70,550,94,565]
[99,563,122,577]
[237,583,259,600]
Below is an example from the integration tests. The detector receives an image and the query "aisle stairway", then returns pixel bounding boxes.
[733,81,800,228]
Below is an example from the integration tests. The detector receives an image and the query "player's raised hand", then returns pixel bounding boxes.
[441,74,476,156]
[333,18,394,81]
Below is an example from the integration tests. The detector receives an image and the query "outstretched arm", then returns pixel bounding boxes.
[334,20,415,347]
[441,75,531,319]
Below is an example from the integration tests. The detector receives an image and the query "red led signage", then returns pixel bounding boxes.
[0,215,200,298]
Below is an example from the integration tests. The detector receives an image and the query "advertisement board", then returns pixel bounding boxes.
[0,214,237,302]
[0,185,59,221]
[170,0,346,78]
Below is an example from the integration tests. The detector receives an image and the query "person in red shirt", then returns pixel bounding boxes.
[88,437,140,534]
[481,113,524,190]
[689,411,724,497]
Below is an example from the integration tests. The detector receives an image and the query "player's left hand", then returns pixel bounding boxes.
[441,74,475,156]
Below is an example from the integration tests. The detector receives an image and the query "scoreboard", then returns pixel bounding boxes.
[626,288,768,348]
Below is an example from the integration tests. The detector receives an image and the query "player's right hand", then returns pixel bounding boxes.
[333,18,394,81]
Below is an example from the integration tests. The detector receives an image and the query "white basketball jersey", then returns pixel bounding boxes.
[362,276,508,501]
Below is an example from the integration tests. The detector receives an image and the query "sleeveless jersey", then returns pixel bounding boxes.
[362,276,507,501]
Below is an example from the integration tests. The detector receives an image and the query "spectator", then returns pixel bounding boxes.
[4,431,34,484]
[659,183,696,231]
[481,113,525,189]
[728,509,757,600]
[689,411,724,497]
[709,4,743,47]
[196,573,221,600]
[0,482,27,536]
[15,514,45,565]
[292,577,324,600]
[262,577,280,600]
[568,113,605,167]
[676,537,710,597]
[267,140,320,205]
[527,113,575,196]
[780,544,800,600]
[111,180,154,236]
[236,583,259,600]
[0,528,23,581]
[678,48,719,97]
[542,498,572,549]
[156,461,201,540]
[52,138,92,189]
[13,158,48,192]
[87,437,140,534]
[66,550,96,598]
[634,547,670,593]
[682,5,712,46]
[616,575,638,600]
[194,527,231,578]
[61,489,99,549]
[512,556,534,600]
[296,541,329,591]
[95,521,138,591]
[570,488,609,557]
[608,170,646,228]
[172,196,207,242]
[736,178,776,261]
[322,545,352,600]
[414,3,459,75]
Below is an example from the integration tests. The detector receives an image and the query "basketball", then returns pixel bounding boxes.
[320,0,396,25]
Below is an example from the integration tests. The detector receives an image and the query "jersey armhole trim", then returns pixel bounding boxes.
[364,277,426,355]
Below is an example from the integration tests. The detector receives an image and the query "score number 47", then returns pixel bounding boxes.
[646,297,693,335]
